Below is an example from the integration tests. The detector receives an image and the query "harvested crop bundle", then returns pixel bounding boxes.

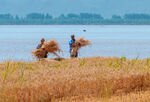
[75,37,91,49]
[32,40,61,59]
[71,37,91,56]
[32,48,48,59]
[42,40,61,53]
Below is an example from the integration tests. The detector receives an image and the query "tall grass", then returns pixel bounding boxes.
[0,57,150,102]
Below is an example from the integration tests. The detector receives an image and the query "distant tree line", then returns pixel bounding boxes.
[1,13,150,24]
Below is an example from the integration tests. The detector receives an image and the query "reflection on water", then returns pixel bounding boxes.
[1,25,150,61]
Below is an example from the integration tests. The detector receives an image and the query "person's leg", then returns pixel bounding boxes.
[71,51,77,58]
[71,52,78,58]
[44,54,47,58]
[44,52,48,58]
[75,52,78,57]
[71,47,78,58]
[70,53,74,58]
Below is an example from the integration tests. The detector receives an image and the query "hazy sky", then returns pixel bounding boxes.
[0,0,150,17]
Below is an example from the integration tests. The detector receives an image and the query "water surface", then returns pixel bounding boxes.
[1,25,150,61]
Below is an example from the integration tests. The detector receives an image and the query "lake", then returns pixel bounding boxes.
[1,25,150,61]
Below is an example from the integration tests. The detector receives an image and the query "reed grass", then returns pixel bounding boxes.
[0,57,150,102]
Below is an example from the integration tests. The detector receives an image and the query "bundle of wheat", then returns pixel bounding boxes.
[75,37,91,49]
[42,40,61,53]
[32,48,47,59]
[32,40,61,59]
[71,38,91,56]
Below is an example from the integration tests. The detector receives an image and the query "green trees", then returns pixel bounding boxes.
[0,13,150,24]
[112,15,122,19]
[0,14,13,19]
[80,13,103,19]
[67,13,79,18]
[124,13,150,19]
[26,13,53,19]
[45,14,53,19]
[26,13,45,19]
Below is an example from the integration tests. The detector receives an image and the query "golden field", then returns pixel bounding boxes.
[0,57,150,102]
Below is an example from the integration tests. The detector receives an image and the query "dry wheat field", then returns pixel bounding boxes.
[0,57,150,102]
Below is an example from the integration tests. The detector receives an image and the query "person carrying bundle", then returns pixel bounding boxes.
[36,38,48,58]
[69,35,78,58]
[33,38,61,60]
[37,38,45,49]
[69,35,91,58]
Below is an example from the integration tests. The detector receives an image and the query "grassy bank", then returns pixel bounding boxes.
[0,57,150,102]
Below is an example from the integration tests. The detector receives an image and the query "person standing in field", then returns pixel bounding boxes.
[37,38,48,58]
[69,35,78,58]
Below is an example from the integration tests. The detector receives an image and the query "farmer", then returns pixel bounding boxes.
[37,38,45,49]
[37,38,48,58]
[69,35,78,58]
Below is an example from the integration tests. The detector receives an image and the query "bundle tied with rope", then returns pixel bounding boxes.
[32,40,61,59]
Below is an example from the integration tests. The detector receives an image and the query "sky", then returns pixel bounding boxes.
[0,0,150,18]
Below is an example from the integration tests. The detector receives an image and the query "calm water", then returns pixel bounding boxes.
[1,25,150,61]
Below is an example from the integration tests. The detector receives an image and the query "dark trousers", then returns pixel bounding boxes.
[70,52,78,58]
[44,54,48,58]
